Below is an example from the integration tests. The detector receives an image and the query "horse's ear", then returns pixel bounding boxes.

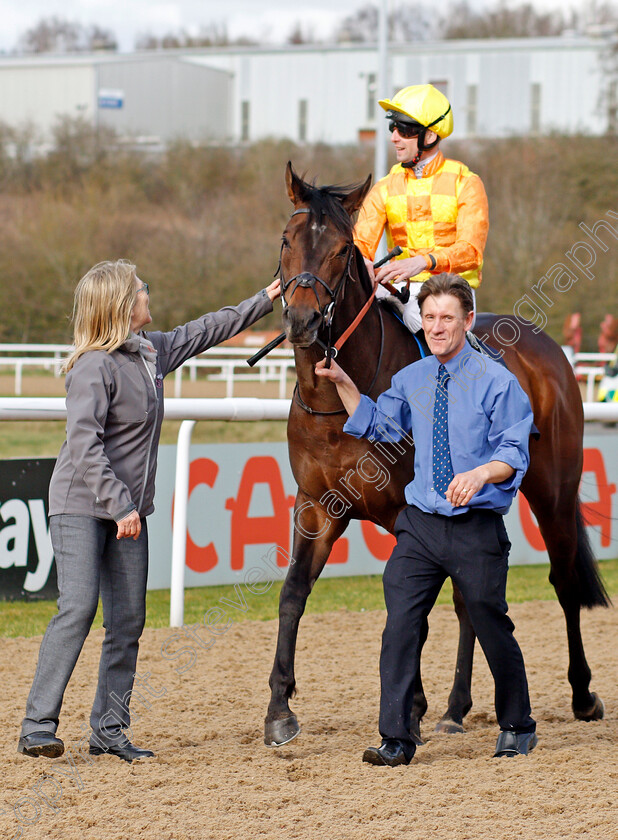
[285,161,308,206]
[341,174,372,216]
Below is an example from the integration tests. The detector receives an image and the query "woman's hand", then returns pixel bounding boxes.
[265,278,281,302]
[116,510,142,540]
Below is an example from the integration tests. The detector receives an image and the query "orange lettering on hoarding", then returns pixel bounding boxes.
[225,456,295,570]
[171,457,220,573]
[518,447,615,551]
[580,448,616,547]
[518,495,546,551]
[326,537,349,564]
[361,521,396,560]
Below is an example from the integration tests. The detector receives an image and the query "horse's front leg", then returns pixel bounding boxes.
[436,582,475,733]
[264,493,347,746]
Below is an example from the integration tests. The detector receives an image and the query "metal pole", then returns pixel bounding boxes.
[373,0,390,261]
[374,0,390,183]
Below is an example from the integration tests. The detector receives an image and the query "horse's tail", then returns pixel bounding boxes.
[574,498,611,608]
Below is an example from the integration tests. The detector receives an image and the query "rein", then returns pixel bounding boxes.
[293,304,385,415]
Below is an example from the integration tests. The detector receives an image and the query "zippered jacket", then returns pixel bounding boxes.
[48,289,272,521]
[354,151,488,288]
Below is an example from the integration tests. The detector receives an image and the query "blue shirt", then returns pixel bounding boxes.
[343,346,534,516]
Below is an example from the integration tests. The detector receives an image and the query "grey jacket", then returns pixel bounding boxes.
[48,289,273,521]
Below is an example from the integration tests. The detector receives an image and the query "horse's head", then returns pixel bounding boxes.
[280,162,372,347]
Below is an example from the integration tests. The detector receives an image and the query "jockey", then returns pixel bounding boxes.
[354,84,489,334]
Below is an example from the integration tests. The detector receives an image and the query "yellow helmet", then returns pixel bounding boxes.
[379,84,453,139]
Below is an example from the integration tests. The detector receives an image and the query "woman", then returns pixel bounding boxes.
[18,259,280,763]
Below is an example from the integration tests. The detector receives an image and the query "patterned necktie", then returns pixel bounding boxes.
[432,364,454,498]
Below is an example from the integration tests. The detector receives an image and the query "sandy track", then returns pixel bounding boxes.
[2,600,617,839]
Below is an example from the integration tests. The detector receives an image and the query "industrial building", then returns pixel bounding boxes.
[0,35,613,149]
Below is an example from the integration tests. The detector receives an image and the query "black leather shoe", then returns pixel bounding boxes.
[494,730,538,757]
[89,740,155,763]
[18,731,65,758]
[362,740,413,767]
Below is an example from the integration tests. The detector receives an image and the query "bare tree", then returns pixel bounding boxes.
[17,17,117,53]
[335,3,435,43]
[135,23,257,51]
[287,21,318,45]
[440,1,569,39]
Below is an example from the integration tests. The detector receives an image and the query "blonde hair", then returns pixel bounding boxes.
[64,260,138,372]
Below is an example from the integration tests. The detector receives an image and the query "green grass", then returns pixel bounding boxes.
[2,559,616,639]
[0,419,288,459]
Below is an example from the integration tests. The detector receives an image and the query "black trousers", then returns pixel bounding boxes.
[379,505,535,751]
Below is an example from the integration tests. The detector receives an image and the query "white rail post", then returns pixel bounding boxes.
[170,419,196,627]
[174,366,183,398]
[15,361,23,396]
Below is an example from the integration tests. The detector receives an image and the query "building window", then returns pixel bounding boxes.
[428,79,449,99]
[530,83,541,135]
[366,73,377,121]
[466,84,478,136]
[299,99,308,142]
[241,101,250,142]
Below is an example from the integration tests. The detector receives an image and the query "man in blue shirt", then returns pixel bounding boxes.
[315,273,537,766]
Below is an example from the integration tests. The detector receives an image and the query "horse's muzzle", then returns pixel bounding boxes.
[282,305,323,347]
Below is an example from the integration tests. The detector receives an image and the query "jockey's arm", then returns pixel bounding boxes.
[428,175,489,276]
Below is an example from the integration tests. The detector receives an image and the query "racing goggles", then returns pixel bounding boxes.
[388,120,422,139]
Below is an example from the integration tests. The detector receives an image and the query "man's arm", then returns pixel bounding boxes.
[314,358,361,415]
[448,376,533,507]
[353,181,387,262]
[315,358,413,444]
[446,460,515,508]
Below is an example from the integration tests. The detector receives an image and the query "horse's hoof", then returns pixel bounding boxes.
[264,715,301,747]
[573,692,605,722]
[435,719,465,735]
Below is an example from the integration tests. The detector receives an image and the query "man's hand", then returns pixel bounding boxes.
[376,255,428,286]
[446,461,515,507]
[315,358,361,416]
[117,510,141,540]
[265,278,281,301]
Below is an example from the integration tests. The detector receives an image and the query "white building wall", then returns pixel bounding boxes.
[0,62,95,136]
[0,38,611,148]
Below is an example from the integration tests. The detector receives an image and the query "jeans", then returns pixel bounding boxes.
[21,514,149,745]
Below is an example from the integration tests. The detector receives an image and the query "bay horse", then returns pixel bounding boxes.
[264,162,609,748]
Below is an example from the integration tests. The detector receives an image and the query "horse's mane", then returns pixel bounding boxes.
[297,179,358,237]
[354,245,374,296]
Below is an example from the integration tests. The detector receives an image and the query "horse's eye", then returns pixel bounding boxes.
[282,236,290,249]
[336,246,349,259]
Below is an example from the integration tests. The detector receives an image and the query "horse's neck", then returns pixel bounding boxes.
[294,284,419,408]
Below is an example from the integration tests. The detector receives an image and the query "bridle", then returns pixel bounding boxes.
[280,208,355,362]
[280,207,384,415]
